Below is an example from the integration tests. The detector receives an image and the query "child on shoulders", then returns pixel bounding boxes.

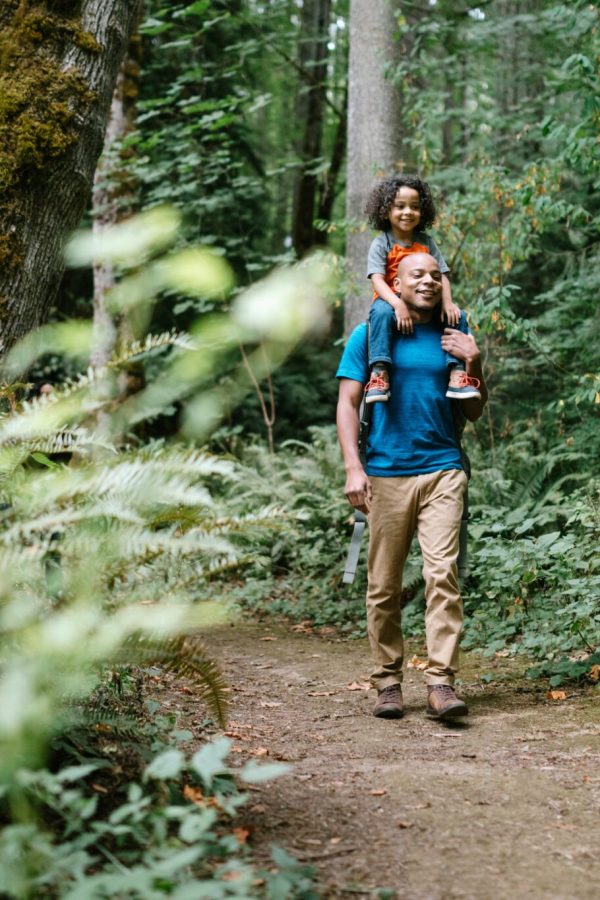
[363,174,481,403]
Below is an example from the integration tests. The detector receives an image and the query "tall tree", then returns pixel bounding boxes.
[291,0,332,257]
[344,0,402,334]
[0,0,142,356]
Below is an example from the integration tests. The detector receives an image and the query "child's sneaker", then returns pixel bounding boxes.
[446,366,481,400]
[365,366,390,403]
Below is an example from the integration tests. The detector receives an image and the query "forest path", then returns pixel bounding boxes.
[169,621,600,899]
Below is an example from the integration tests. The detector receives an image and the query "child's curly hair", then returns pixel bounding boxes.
[364,175,437,232]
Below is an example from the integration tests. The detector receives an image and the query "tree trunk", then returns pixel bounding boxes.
[315,82,347,240]
[0,0,142,357]
[344,0,402,336]
[91,34,141,370]
[291,0,331,258]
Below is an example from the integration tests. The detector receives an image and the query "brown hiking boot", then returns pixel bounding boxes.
[426,685,468,720]
[373,683,404,719]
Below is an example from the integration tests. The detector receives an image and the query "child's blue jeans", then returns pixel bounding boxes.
[368,298,468,368]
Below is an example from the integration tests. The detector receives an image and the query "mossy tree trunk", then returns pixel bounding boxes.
[0,0,142,357]
[91,36,141,371]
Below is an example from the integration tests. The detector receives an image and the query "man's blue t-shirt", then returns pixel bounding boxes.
[336,321,462,477]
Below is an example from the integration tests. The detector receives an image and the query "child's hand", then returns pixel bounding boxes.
[393,300,413,334]
[442,302,462,327]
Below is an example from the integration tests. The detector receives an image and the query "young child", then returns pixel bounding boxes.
[363,174,481,403]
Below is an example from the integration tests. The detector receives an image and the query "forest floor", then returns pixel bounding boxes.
[152,621,600,900]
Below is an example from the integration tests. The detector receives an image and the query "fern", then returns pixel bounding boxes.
[120,634,229,727]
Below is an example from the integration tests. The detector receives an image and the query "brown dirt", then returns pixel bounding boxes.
[154,621,600,899]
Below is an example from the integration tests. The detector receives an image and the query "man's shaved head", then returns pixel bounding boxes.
[396,252,441,282]
[393,253,443,322]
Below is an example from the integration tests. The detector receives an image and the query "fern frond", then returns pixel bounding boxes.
[120,633,229,727]
[109,331,195,368]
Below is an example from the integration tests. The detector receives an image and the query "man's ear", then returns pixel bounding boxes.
[392,275,401,292]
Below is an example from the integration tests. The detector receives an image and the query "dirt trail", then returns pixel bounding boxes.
[160,622,600,899]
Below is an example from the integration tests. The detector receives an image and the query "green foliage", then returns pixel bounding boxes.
[0,724,314,898]
[0,210,332,889]
[200,425,598,683]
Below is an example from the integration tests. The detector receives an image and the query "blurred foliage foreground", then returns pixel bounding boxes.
[0,209,328,898]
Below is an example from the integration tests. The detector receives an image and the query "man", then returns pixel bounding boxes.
[336,253,487,720]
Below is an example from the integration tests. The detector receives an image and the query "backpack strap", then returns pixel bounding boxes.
[342,323,371,584]
[451,400,471,579]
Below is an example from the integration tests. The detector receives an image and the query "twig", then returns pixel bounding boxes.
[239,342,276,453]
[295,845,357,862]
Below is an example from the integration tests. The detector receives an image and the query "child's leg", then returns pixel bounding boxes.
[445,310,481,400]
[366,299,395,403]
[368,298,395,368]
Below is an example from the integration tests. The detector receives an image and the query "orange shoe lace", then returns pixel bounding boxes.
[455,372,480,389]
[366,374,389,392]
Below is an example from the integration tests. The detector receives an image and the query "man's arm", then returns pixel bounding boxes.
[336,378,372,513]
[441,328,488,421]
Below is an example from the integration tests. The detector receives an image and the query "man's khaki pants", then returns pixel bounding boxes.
[367,468,467,688]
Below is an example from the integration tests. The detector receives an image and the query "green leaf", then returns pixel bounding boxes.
[240,760,291,783]
[190,737,231,786]
[144,748,185,781]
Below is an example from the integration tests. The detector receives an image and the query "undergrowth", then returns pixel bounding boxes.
[0,674,315,898]
[207,426,599,687]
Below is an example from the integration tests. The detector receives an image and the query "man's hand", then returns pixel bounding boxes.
[441,328,480,365]
[393,298,414,335]
[345,465,372,514]
[442,301,462,327]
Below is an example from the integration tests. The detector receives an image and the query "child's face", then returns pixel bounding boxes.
[388,186,421,236]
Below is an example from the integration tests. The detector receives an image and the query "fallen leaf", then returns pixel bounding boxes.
[588,665,600,683]
[582,774,590,783]
[233,827,251,844]
[260,637,277,641]
[179,685,193,694]
[546,690,568,701]
[251,747,269,757]
[250,803,266,813]
[317,626,337,635]
[222,871,242,882]
[396,821,414,829]
[291,622,314,634]
[329,837,342,844]
[223,731,247,740]
[407,655,427,670]
[91,783,108,794]
[370,789,387,796]
[346,681,371,691]
[183,784,205,805]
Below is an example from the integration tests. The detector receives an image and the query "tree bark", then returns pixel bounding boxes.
[0,0,142,357]
[91,33,141,370]
[344,0,402,336]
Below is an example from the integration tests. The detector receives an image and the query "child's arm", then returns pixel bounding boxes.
[371,273,414,335]
[441,274,461,327]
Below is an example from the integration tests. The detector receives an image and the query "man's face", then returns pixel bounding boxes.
[394,254,442,312]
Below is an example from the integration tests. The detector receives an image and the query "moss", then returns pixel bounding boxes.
[0,2,101,256]
[0,232,22,268]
